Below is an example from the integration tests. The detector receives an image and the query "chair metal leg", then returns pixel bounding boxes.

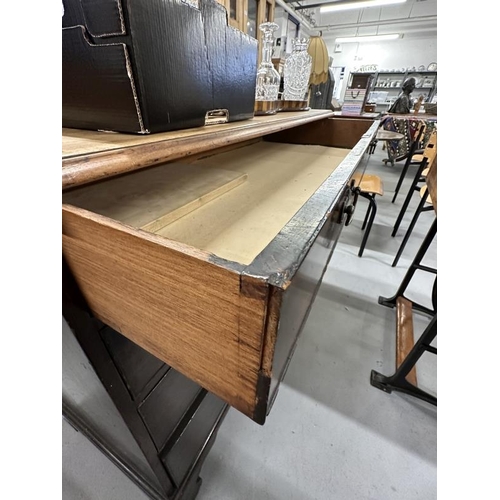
[391,157,414,204]
[392,191,431,267]
[391,158,428,237]
[380,218,437,315]
[361,200,372,230]
[358,193,377,257]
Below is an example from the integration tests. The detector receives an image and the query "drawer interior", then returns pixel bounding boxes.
[63,141,348,265]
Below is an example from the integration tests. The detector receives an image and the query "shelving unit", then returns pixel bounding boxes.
[346,69,438,111]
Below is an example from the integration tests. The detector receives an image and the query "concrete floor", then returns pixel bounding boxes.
[63,144,437,500]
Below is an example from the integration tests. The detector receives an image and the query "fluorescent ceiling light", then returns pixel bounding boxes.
[321,0,407,14]
[335,34,400,43]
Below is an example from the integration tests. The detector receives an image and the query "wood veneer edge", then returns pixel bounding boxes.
[62,111,334,190]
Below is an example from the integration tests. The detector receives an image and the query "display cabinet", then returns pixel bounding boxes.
[345,69,438,111]
[368,70,438,109]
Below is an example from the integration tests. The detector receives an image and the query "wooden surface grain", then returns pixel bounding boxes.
[62,204,270,420]
[266,116,377,149]
[62,110,335,190]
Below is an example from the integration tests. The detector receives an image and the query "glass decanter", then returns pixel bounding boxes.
[255,22,280,101]
[282,38,312,101]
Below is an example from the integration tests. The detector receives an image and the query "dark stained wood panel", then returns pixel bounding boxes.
[139,370,203,452]
[162,393,226,485]
[265,116,377,149]
[100,325,168,401]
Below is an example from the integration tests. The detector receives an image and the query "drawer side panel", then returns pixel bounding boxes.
[62,205,268,420]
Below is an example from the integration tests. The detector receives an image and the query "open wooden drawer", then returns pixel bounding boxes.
[62,119,377,424]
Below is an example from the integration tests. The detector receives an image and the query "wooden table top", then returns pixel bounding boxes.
[332,111,381,119]
[375,130,405,141]
[62,109,335,190]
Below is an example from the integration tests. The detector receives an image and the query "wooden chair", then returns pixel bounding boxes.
[391,125,433,203]
[391,129,437,237]
[374,166,437,405]
[351,173,384,257]
[411,129,437,165]
[392,174,435,267]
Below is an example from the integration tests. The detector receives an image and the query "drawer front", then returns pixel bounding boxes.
[268,188,348,409]
[100,325,168,401]
[162,392,227,486]
[139,369,203,452]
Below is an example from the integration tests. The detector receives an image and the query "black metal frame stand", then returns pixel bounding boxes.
[368,139,377,155]
[391,156,429,238]
[372,219,437,404]
[392,190,435,267]
[370,314,437,406]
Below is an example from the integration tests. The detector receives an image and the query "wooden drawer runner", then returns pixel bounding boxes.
[62,135,374,424]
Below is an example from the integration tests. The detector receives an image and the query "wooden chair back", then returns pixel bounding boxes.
[423,129,437,162]
[412,129,437,164]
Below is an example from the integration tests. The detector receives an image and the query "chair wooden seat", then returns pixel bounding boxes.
[351,173,384,196]
[396,296,417,386]
[350,173,384,257]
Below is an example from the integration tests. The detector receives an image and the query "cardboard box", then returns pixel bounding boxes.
[62,0,258,134]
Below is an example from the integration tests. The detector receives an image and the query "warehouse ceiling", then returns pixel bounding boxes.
[277,0,437,39]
